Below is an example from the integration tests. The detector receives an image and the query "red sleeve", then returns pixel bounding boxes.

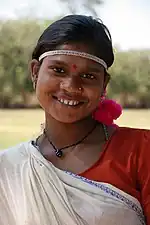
[137,130,150,224]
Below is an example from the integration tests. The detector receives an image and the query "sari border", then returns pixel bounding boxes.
[65,171,145,225]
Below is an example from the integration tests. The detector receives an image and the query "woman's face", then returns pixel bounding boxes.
[31,43,109,123]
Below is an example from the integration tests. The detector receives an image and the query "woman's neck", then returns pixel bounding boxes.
[44,113,98,149]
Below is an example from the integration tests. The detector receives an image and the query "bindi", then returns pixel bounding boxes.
[71,64,77,72]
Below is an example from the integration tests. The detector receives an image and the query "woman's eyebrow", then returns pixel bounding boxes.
[47,59,68,66]
[86,65,103,72]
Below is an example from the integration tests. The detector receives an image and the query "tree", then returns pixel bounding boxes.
[0,20,43,107]
[60,0,103,17]
[108,50,150,108]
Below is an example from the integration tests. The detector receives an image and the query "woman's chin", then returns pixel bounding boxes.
[44,102,90,123]
[50,114,84,124]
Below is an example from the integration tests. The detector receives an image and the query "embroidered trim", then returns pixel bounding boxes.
[65,171,146,225]
[39,50,107,69]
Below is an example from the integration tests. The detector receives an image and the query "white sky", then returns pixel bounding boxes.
[0,0,150,50]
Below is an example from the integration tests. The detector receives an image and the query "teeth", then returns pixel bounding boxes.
[73,101,78,105]
[64,99,68,105]
[57,98,80,106]
[69,100,73,105]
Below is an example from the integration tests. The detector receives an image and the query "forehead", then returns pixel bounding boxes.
[43,43,103,70]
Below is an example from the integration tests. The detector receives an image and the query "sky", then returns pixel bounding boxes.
[0,0,150,50]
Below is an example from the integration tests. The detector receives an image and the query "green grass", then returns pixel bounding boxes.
[0,109,150,149]
[0,109,44,149]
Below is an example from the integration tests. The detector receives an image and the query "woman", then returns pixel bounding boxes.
[0,15,150,225]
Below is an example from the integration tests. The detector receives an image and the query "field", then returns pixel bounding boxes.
[0,109,150,149]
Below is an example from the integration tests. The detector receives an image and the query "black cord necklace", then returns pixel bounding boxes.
[43,122,99,158]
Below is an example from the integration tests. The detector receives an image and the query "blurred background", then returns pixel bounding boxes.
[0,0,150,149]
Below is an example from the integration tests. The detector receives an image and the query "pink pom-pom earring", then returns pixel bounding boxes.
[92,91,122,126]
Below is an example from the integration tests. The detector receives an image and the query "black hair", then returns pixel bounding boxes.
[32,15,114,68]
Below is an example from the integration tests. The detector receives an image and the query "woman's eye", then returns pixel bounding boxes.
[53,67,65,73]
[81,74,95,80]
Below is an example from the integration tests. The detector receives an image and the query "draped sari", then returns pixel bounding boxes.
[0,141,145,225]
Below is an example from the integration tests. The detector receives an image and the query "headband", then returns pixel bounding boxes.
[39,50,107,69]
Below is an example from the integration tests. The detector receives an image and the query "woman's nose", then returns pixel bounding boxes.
[60,77,82,93]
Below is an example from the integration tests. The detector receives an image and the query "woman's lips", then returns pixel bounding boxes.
[52,95,87,106]
[57,98,80,106]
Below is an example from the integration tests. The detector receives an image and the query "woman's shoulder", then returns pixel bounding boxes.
[108,126,150,168]
[0,141,32,169]
[117,126,150,138]
[0,141,35,195]
[113,126,150,147]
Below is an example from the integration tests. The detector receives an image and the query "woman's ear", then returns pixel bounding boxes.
[30,59,40,89]
[30,59,40,82]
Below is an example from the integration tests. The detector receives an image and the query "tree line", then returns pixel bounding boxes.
[0,19,149,108]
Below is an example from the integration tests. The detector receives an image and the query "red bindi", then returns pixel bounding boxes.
[71,64,77,72]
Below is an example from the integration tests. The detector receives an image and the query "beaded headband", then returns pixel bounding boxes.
[39,50,107,69]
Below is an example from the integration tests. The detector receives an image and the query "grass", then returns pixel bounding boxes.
[0,109,44,149]
[0,109,150,149]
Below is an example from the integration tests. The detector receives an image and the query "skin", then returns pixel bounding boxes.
[30,43,114,174]
[71,64,78,72]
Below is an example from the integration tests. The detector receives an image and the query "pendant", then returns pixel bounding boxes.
[55,149,63,158]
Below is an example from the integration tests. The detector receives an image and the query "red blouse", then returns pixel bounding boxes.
[80,127,150,224]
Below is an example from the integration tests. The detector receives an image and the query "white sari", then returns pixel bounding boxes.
[0,141,146,225]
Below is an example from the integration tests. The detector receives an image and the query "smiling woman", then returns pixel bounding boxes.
[31,47,107,123]
[0,15,150,225]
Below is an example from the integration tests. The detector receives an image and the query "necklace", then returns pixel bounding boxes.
[43,123,108,158]
[102,124,109,141]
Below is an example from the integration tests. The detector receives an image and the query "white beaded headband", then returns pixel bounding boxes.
[39,50,107,70]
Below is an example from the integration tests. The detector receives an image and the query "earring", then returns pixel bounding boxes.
[33,78,37,89]
[101,89,106,101]
[32,75,37,89]
[33,82,36,89]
